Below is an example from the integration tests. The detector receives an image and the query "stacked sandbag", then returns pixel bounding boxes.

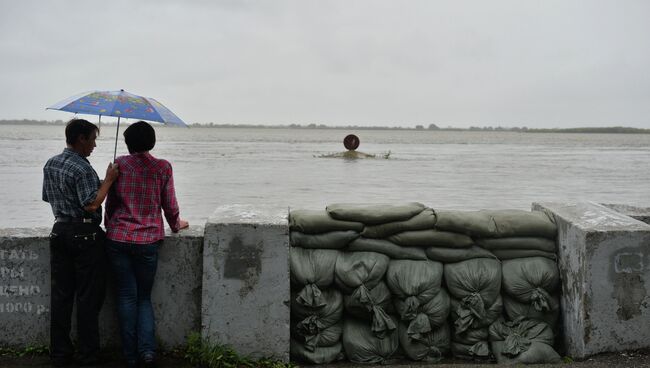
[489,318,561,364]
[445,258,502,361]
[335,251,398,363]
[289,248,343,363]
[386,260,449,362]
[501,257,561,330]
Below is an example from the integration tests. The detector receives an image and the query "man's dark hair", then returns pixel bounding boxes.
[65,119,99,145]
[124,121,156,153]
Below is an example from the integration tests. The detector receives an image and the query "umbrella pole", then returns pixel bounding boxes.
[113,117,120,162]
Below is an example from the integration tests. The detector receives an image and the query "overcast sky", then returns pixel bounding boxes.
[1,0,648,128]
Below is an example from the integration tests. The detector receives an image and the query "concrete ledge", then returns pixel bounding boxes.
[201,205,290,361]
[533,202,650,359]
[602,203,650,225]
[0,226,204,349]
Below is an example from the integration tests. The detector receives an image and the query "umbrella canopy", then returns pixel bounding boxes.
[47,89,187,160]
[47,89,186,126]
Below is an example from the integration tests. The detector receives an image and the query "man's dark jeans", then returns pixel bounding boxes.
[49,222,107,363]
[105,239,160,365]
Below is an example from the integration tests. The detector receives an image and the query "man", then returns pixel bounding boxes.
[42,118,119,366]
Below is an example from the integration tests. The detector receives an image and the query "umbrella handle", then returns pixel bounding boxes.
[113,116,120,162]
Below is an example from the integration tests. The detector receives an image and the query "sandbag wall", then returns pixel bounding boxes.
[289,203,563,364]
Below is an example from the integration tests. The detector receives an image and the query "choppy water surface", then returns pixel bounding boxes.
[2,124,649,228]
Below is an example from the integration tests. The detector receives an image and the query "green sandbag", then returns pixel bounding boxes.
[452,326,488,345]
[334,251,390,294]
[489,318,560,364]
[290,209,364,234]
[503,294,559,328]
[435,209,557,239]
[291,288,343,349]
[492,249,557,261]
[342,316,399,364]
[385,260,443,320]
[326,202,426,225]
[450,295,503,334]
[290,321,343,351]
[343,281,396,338]
[290,248,340,308]
[476,237,556,252]
[290,338,342,364]
[400,289,450,343]
[290,230,359,249]
[502,257,560,312]
[398,321,450,362]
[348,238,427,260]
[425,246,496,263]
[450,340,490,360]
[444,258,502,320]
[491,341,561,364]
[389,229,473,248]
[361,208,437,238]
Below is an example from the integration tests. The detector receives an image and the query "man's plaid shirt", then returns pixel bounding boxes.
[105,152,181,244]
[42,148,102,222]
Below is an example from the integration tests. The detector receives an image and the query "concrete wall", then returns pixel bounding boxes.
[201,205,290,362]
[534,202,650,359]
[0,226,204,350]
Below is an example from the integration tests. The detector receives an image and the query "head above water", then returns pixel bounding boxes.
[124,121,156,154]
[65,118,99,157]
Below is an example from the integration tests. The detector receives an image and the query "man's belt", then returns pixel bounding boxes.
[55,216,98,224]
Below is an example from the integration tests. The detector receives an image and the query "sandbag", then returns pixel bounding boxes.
[503,294,559,328]
[388,229,473,248]
[398,321,450,362]
[290,248,340,308]
[492,249,557,261]
[476,237,556,252]
[343,281,395,338]
[291,288,343,349]
[444,258,502,305]
[425,246,496,263]
[450,294,502,334]
[452,326,488,345]
[361,208,437,238]
[385,260,443,319]
[290,230,359,249]
[290,209,364,234]
[290,338,342,364]
[435,209,557,239]
[450,341,490,360]
[502,257,560,312]
[348,238,427,260]
[399,290,450,343]
[291,321,343,351]
[489,318,560,364]
[491,341,561,364]
[326,202,426,225]
[334,251,390,294]
[342,317,399,364]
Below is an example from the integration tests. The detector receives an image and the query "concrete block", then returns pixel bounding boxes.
[533,202,650,358]
[202,204,290,361]
[0,226,204,351]
[602,203,650,225]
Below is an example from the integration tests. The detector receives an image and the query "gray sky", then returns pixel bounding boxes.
[1,0,649,128]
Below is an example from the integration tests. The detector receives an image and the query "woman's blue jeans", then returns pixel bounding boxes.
[106,239,160,364]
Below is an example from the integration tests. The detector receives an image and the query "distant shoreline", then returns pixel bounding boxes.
[1,119,648,134]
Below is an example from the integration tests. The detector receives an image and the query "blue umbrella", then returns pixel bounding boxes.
[47,89,187,160]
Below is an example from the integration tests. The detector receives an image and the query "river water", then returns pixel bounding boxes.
[1,124,649,228]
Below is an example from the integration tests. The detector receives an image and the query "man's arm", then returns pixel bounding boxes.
[83,163,119,213]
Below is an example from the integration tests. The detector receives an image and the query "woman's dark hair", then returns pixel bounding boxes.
[124,121,156,153]
[65,119,99,145]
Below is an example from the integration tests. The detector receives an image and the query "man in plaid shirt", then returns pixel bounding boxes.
[42,119,119,367]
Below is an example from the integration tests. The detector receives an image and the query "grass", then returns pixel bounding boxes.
[0,345,49,358]
[182,332,295,368]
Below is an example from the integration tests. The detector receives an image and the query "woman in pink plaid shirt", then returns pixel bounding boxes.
[104,121,189,368]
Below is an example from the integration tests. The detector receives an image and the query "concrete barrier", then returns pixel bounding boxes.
[201,205,290,361]
[0,226,204,350]
[534,202,650,359]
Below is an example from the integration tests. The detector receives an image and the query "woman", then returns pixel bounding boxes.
[105,121,189,367]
